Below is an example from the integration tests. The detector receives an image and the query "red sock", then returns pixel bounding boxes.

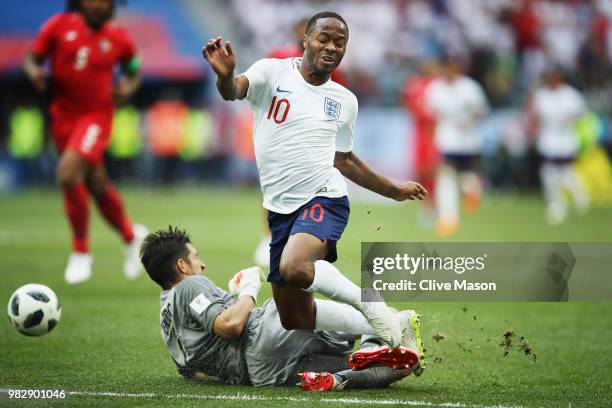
[421,176,436,206]
[94,184,134,243]
[63,183,89,253]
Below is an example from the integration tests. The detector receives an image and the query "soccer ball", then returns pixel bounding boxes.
[7,284,61,336]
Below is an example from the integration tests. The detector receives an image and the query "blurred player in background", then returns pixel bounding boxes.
[401,59,439,229]
[426,56,489,237]
[203,12,427,351]
[141,226,421,390]
[253,17,350,267]
[528,66,590,225]
[23,0,147,284]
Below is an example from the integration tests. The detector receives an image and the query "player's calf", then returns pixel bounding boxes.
[272,284,317,330]
[57,150,88,187]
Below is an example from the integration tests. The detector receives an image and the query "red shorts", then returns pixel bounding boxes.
[51,110,113,165]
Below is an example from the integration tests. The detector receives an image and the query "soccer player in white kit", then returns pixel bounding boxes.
[426,56,489,237]
[202,12,427,351]
[529,67,590,224]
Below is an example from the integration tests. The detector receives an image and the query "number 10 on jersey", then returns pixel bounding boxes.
[267,96,290,124]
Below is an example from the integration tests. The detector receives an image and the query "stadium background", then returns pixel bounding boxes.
[1,0,612,407]
[1,0,611,195]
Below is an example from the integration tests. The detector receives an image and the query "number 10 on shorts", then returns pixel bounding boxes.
[267,96,290,124]
[300,204,325,223]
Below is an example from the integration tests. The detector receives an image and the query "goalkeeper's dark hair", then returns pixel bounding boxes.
[140,226,192,289]
[306,11,348,36]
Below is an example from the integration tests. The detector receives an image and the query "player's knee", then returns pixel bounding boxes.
[56,162,80,188]
[279,257,314,288]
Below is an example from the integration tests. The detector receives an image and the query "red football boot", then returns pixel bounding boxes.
[298,372,337,391]
[348,345,420,371]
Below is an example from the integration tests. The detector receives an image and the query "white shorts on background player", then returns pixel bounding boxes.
[240,58,357,214]
[425,75,488,155]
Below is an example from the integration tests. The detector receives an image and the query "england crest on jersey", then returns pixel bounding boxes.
[324,97,341,120]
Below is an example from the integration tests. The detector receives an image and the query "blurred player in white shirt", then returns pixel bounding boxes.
[528,67,590,224]
[426,56,488,236]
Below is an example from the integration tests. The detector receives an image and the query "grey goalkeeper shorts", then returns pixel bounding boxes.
[243,299,356,386]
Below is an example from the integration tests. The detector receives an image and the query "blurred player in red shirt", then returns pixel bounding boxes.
[401,60,439,228]
[23,0,147,284]
[252,17,350,267]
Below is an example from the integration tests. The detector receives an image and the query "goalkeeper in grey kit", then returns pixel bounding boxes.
[140,226,425,391]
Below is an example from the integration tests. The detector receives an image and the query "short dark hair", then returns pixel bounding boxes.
[140,226,191,289]
[306,11,348,35]
[66,0,121,16]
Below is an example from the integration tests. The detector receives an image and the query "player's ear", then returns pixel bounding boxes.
[176,258,187,275]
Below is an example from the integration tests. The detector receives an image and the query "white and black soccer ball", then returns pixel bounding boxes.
[7,284,61,336]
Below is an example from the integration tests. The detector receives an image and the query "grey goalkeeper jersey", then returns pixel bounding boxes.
[159,275,248,384]
[160,275,354,386]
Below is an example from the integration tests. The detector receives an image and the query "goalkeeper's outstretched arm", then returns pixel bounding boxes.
[212,296,255,339]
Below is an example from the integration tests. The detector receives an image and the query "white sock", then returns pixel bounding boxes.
[304,260,361,307]
[562,166,590,212]
[459,170,482,197]
[315,299,375,335]
[540,162,568,222]
[436,165,459,221]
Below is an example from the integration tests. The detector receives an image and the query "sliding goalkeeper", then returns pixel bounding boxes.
[141,226,425,390]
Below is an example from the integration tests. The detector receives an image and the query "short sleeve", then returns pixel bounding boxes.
[31,14,62,59]
[240,58,277,104]
[178,277,229,334]
[116,27,138,63]
[336,94,358,152]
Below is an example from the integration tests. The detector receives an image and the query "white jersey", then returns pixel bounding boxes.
[426,76,488,155]
[240,58,357,214]
[532,84,585,159]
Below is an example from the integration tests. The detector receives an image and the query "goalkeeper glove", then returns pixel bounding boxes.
[228,266,264,303]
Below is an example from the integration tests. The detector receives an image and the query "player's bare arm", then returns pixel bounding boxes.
[114,58,142,104]
[23,51,48,92]
[212,295,255,339]
[202,36,248,101]
[334,151,427,201]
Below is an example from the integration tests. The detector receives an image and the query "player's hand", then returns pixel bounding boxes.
[113,77,140,105]
[202,36,236,79]
[113,78,132,105]
[228,266,264,303]
[27,66,48,92]
[390,181,428,201]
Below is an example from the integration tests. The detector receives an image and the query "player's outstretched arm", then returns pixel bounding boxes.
[334,151,427,201]
[202,36,248,101]
[212,296,255,339]
[23,52,48,92]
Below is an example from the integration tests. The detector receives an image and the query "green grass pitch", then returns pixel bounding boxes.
[1,187,611,407]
